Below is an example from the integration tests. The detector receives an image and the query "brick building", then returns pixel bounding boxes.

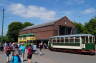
[19,16,76,43]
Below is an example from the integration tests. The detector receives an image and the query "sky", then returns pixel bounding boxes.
[0,0,96,35]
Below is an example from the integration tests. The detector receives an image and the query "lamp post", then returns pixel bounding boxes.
[1,8,4,43]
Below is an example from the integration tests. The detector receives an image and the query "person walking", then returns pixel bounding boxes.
[4,43,11,63]
[32,43,37,54]
[27,45,33,63]
[39,42,43,55]
[19,43,26,62]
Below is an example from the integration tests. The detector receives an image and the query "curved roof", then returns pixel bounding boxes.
[50,34,94,38]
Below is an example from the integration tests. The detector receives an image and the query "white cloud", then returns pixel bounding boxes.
[82,8,96,14]
[8,3,56,20]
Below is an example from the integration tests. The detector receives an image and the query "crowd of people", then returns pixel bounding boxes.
[0,42,48,63]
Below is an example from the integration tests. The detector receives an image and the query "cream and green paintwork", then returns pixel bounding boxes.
[48,34,95,50]
[18,33,36,43]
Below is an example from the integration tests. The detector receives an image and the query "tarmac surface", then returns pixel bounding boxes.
[0,49,96,63]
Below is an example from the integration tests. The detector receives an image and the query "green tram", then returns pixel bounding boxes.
[48,34,96,54]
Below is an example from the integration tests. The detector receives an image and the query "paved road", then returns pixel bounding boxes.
[0,49,96,63]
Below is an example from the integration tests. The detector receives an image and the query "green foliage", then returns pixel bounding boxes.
[0,36,9,42]
[7,22,23,42]
[6,21,34,42]
[85,18,96,35]
[23,22,33,28]
[73,22,86,34]
[73,17,96,35]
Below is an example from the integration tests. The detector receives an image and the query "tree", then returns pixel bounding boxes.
[73,22,86,34]
[23,22,33,28]
[7,21,34,42]
[85,18,96,35]
[0,36,9,42]
[7,22,23,42]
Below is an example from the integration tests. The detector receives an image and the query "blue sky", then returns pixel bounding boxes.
[0,0,96,35]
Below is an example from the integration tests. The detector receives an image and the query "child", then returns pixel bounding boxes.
[10,51,21,63]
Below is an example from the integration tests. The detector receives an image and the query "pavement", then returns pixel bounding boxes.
[0,49,96,63]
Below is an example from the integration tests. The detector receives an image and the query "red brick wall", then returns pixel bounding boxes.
[20,25,55,40]
[31,25,55,39]
[19,16,75,40]
[35,30,54,39]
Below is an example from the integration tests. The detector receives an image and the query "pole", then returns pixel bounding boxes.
[1,8,4,43]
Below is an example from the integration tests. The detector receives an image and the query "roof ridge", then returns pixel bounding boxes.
[22,16,70,31]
